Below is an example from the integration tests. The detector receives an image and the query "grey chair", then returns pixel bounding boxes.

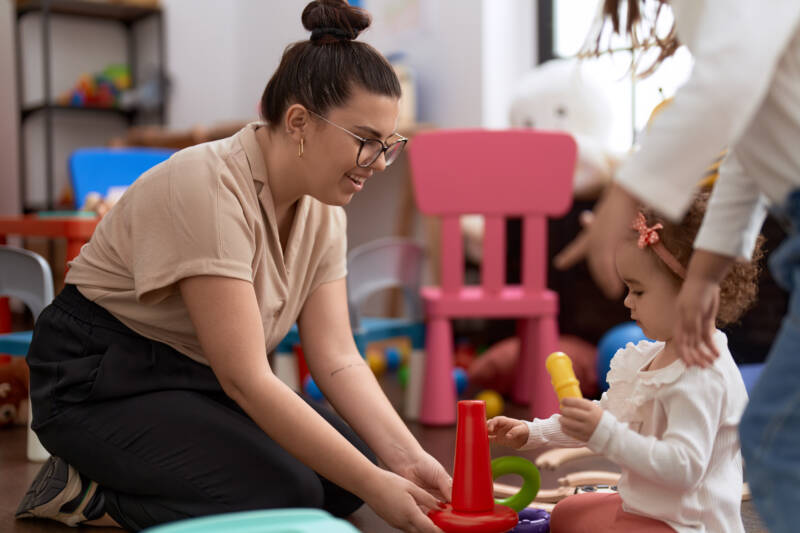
[0,245,53,461]
[346,236,425,349]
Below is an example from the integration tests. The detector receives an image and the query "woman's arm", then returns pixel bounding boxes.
[297,278,452,501]
[179,276,442,532]
[616,2,800,221]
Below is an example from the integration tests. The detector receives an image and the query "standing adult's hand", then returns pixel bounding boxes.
[673,277,720,367]
[673,250,734,367]
[554,183,640,298]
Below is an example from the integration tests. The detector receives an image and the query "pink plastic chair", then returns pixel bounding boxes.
[408,129,577,425]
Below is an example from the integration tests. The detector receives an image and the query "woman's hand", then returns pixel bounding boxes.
[361,469,445,533]
[554,183,640,298]
[487,416,529,449]
[391,451,452,503]
[673,277,720,368]
[559,398,603,442]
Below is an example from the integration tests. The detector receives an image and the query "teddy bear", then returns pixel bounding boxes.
[0,355,29,428]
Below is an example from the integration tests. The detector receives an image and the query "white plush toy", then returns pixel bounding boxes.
[462,58,620,263]
[509,58,619,196]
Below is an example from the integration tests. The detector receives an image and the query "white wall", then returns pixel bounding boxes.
[482,0,535,128]
[1,0,537,218]
[163,0,534,130]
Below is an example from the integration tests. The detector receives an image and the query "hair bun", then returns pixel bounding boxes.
[302,0,371,42]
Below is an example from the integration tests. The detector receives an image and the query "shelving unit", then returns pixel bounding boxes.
[14,0,166,212]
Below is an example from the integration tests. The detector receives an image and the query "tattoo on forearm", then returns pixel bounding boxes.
[330,361,367,377]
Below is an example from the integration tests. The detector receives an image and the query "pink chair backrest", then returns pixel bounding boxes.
[408,129,577,294]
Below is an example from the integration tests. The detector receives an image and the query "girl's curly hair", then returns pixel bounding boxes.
[639,191,764,327]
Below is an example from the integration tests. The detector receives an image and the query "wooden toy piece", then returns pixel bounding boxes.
[545,352,582,403]
[495,481,566,506]
[558,471,621,487]
[535,447,597,470]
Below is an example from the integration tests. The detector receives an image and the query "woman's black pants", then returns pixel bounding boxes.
[26,284,374,531]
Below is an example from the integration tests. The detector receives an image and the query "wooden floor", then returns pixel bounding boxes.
[1,376,768,532]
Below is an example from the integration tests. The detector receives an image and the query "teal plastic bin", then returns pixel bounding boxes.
[142,509,360,533]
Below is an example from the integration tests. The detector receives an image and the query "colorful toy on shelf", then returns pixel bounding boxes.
[428,401,539,532]
[474,390,504,418]
[545,352,582,404]
[57,64,132,109]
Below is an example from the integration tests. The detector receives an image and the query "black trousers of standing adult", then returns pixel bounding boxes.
[26,284,375,531]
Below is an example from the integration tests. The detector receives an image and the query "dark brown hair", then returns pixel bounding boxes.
[638,191,764,327]
[583,0,679,78]
[260,0,401,125]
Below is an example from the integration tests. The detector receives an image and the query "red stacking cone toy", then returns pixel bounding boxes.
[429,400,518,532]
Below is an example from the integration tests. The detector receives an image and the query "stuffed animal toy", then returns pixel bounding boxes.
[468,334,599,399]
[509,58,620,197]
[0,356,29,428]
[462,58,621,265]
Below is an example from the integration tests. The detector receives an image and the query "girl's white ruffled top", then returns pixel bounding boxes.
[522,330,747,533]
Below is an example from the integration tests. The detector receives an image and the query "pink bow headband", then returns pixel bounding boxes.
[632,212,687,279]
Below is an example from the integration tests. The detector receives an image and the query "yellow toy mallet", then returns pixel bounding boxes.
[545,352,582,403]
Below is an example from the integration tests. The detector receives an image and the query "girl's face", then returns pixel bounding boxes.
[615,240,682,341]
[304,86,401,206]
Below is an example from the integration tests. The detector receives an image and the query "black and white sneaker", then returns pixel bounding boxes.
[15,456,101,527]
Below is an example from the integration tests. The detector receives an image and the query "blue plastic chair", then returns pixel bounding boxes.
[69,147,174,208]
[141,508,360,533]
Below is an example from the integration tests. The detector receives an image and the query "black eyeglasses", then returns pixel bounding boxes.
[308,109,408,168]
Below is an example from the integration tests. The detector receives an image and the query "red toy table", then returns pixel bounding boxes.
[0,213,99,332]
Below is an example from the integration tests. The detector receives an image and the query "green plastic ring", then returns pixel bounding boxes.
[491,456,541,512]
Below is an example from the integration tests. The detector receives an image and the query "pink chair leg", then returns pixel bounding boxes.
[420,317,456,426]
[532,315,561,419]
[512,318,535,405]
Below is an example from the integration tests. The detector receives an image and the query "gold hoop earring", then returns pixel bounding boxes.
[298,137,304,158]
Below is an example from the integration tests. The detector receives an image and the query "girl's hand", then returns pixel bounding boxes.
[487,416,529,449]
[362,469,445,533]
[559,398,603,442]
[673,276,720,368]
